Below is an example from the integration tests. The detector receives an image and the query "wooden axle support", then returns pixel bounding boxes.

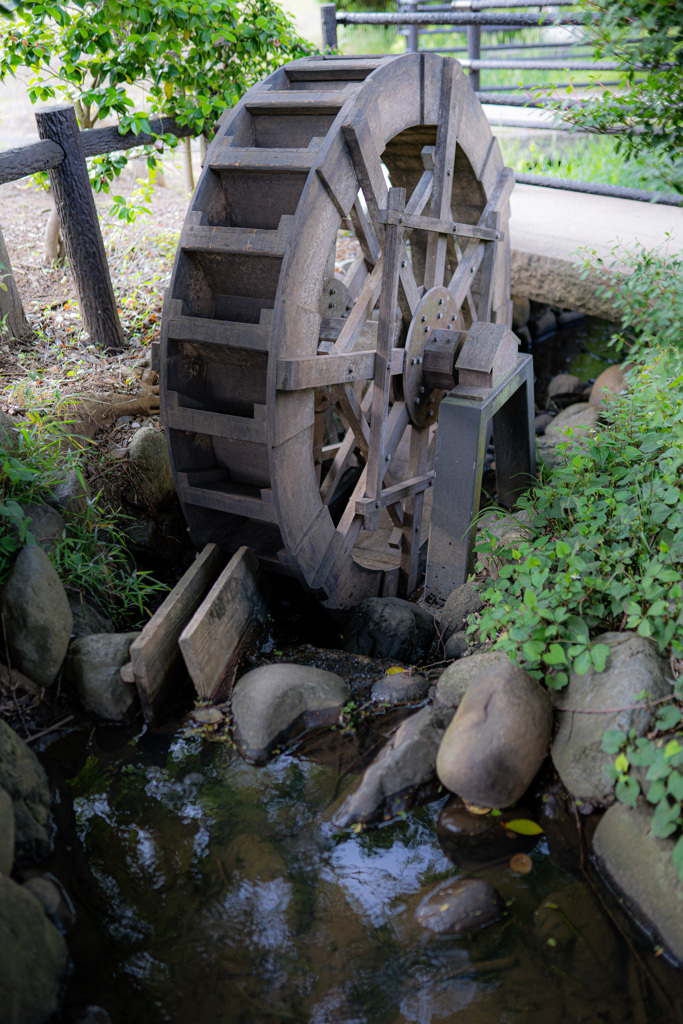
[425,351,536,604]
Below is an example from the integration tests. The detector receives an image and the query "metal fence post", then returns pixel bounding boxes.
[35,105,125,353]
[467,23,482,90]
[405,0,419,53]
[321,3,338,52]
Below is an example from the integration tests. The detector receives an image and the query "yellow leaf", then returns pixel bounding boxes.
[464,802,491,815]
[502,818,544,836]
[164,81,173,100]
[615,753,629,774]
[386,666,406,676]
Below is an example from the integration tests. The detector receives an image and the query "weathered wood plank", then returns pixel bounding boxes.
[182,219,292,257]
[211,144,320,173]
[246,91,353,113]
[130,543,225,722]
[355,471,434,516]
[0,139,64,185]
[178,479,277,522]
[166,314,271,352]
[179,546,269,701]
[377,208,501,242]
[276,347,404,390]
[165,394,268,443]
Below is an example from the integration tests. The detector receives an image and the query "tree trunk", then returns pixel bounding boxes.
[0,223,31,340]
[183,136,194,193]
[44,200,66,266]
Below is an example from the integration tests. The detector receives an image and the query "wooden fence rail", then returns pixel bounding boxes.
[0,109,194,352]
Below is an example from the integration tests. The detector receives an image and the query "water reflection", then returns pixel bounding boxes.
[44,727,683,1024]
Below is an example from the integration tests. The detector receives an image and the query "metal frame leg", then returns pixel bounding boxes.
[493,356,536,508]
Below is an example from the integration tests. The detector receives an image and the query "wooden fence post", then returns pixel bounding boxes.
[321,3,338,51]
[0,224,31,340]
[35,105,125,353]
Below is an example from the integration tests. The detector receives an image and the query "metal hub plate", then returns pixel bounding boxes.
[403,286,459,427]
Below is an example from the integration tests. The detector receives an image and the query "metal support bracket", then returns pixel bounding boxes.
[425,353,536,604]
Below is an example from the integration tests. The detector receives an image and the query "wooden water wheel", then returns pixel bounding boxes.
[160,52,513,609]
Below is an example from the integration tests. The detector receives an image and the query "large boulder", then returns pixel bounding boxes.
[342,597,435,664]
[64,633,140,720]
[546,373,584,404]
[592,800,683,965]
[433,651,510,709]
[415,878,503,935]
[231,663,350,764]
[46,469,90,518]
[0,720,51,864]
[127,426,175,506]
[436,661,552,808]
[589,364,631,407]
[0,874,69,1024]
[334,706,453,827]
[439,582,484,642]
[17,503,66,555]
[0,788,14,876]
[551,632,672,807]
[0,411,20,452]
[0,546,72,688]
[68,593,114,638]
[544,402,601,441]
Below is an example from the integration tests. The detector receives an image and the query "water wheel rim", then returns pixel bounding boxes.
[161,53,511,609]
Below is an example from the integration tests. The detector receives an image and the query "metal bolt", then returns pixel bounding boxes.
[421,314,426,322]
[401,260,407,268]
[348,365,353,374]
[446,169,451,176]
[385,453,391,461]
[418,356,423,364]
[424,325,429,333]
[437,311,442,319]
[451,314,456,321]
[438,297,443,305]
[346,305,352,311]
[328,302,335,309]
[419,386,425,394]
[410,357,417,365]
[428,410,433,418]
[428,396,435,404]
[399,215,404,224]
[330,288,336,296]
[415,397,421,405]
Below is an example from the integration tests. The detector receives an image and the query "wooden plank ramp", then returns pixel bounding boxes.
[130,544,225,722]
[179,546,269,702]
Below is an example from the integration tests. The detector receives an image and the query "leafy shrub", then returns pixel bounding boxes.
[471,354,683,687]
[0,413,167,626]
[581,241,683,359]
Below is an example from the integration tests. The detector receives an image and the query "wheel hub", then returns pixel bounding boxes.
[403,286,460,427]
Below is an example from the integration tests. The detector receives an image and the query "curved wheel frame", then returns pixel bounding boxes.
[160,53,512,608]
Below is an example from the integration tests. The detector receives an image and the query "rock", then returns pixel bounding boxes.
[231,663,350,764]
[370,670,429,706]
[534,412,554,435]
[556,310,585,329]
[123,513,187,571]
[589,363,631,406]
[0,545,73,688]
[65,633,140,721]
[73,1008,113,1024]
[436,661,553,808]
[592,800,683,965]
[440,582,484,641]
[443,632,470,661]
[22,875,74,933]
[17,502,66,555]
[342,597,435,664]
[551,632,672,807]
[536,435,568,472]
[434,650,510,709]
[127,425,175,506]
[415,878,504,935]
[544,402,601,441]
[437,798,537,868]
[515,324,532,350]
[0,411,20,451]
[546,373,584,402]
[0,874,69,1024]
[0,788,14,875]
[263,645,389,701]
[0,720,52,864]
[475,510,532,580]
[45,470,90,517]
[68,593,114,638]
[334,706,453,827]
[534,880,624,998]
[530,308,557,340]
[512,296,530,329]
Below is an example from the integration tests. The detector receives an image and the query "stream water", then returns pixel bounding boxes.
[32,316,683,1023]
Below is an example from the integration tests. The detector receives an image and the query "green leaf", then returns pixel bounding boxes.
[667,770,683,802]
[565,614,590,644]
[601,729,626,754]
[502,818,544,836]
[650,798,680,839]
[522,640,546,661]
[543,643,567,666]
[673,836,683,881]
[573,648,592,676]
[656,705,682,732]
[590,643,610,673]
[615,776,640,808]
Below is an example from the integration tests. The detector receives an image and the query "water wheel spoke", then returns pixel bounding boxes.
[320,386,373,505]
[350,197,381,267]
[424,60,464,291]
